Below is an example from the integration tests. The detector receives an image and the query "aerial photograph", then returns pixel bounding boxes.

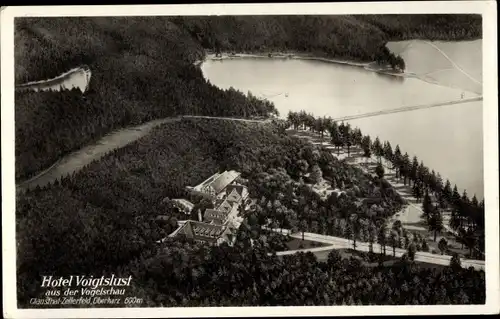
[13,12,487,309]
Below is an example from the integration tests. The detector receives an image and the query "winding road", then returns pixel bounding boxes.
[16,115,272,192]
[282,128,486,268]
[264,228,485,270]
[17,94,480,193]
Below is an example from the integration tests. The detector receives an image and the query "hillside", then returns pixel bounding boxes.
[16,118,484,307]
[174,15,481,60]
[355,14,482,41]
[14,17,276,181]
[15,15,481,182]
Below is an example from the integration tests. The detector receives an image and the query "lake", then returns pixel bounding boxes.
[201,40,483,199]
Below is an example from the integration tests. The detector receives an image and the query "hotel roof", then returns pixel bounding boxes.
[215,199,235,213]
[209,170,240,194]
[190,221,226,238]
[204,209,229,221]
[225,184,247,197]
[174,220,229,243]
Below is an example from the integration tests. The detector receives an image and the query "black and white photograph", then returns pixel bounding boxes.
[1,2,498,318]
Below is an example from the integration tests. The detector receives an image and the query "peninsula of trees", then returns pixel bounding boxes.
[287,111,485,259]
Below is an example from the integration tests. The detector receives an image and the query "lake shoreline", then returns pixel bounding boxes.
[197,52,406,78]
[198,49,482,96]
[199,42,483,199]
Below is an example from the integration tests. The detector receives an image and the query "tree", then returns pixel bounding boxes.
[437,193,447,209]
[383,141,393,167]
[349,214,359,250]
[407,243,416,261]
[460,189,471,228]
[309,165,323,184]
[428,206,444,242]
[329,123,343,155]
[449,208,460,231]
[315,117,329,138]
[328,121,339,138]
[452,185,461,207]
[327,249,342,269]
[465,228,477,258]
[377,223,387,255]
[443,179,452,201]
[287,111,300,130]
[435,172,444,196]
[422,190,433,222]
[401,153,411,185]
[375,162,385,180]
[368,222,377,253]
[345,135,353,157]
[344,222,353,247]
[438,238,448,255]
[389,230,398,257]
[363,146,372,163]
[470,194,479,209]
[410,156,419,184]
[361,135,371,150]
[392,220,402,234]
[372,137,383,163]
[392,144,402,176]
[412,181,423,203]
[421,239,429,252]
[450,252,462,270]
[299,219,308,241]
[296,159,309,178]
[404,234,410,249]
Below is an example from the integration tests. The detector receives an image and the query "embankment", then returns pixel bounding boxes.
[204,52,370,68]
[15,65,92,93]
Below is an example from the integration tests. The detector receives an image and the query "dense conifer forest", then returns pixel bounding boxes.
[15,15,481,181]
[15,14,485,307]
[17,119,485,307]
[287,111,485,259]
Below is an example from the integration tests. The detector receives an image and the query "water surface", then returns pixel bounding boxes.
[202,40,483,198]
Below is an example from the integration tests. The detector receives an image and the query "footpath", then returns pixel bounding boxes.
[16,115,271,193]
[292,129,471,254]
[262,128,485,270]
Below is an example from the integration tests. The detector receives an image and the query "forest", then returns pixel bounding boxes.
[15,85,275,181]
[356,14,482,41]
[122,239,484,307]
[15,15,481,181]
[286,111,485,259]
[175,14,481,60]
[15,15,485,307]
[15,17,277,181]
[17,119,485,307]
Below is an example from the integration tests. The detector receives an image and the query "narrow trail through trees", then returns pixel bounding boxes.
[17,95,480,193]
[16,115,272,192]
[17,44,483,192]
